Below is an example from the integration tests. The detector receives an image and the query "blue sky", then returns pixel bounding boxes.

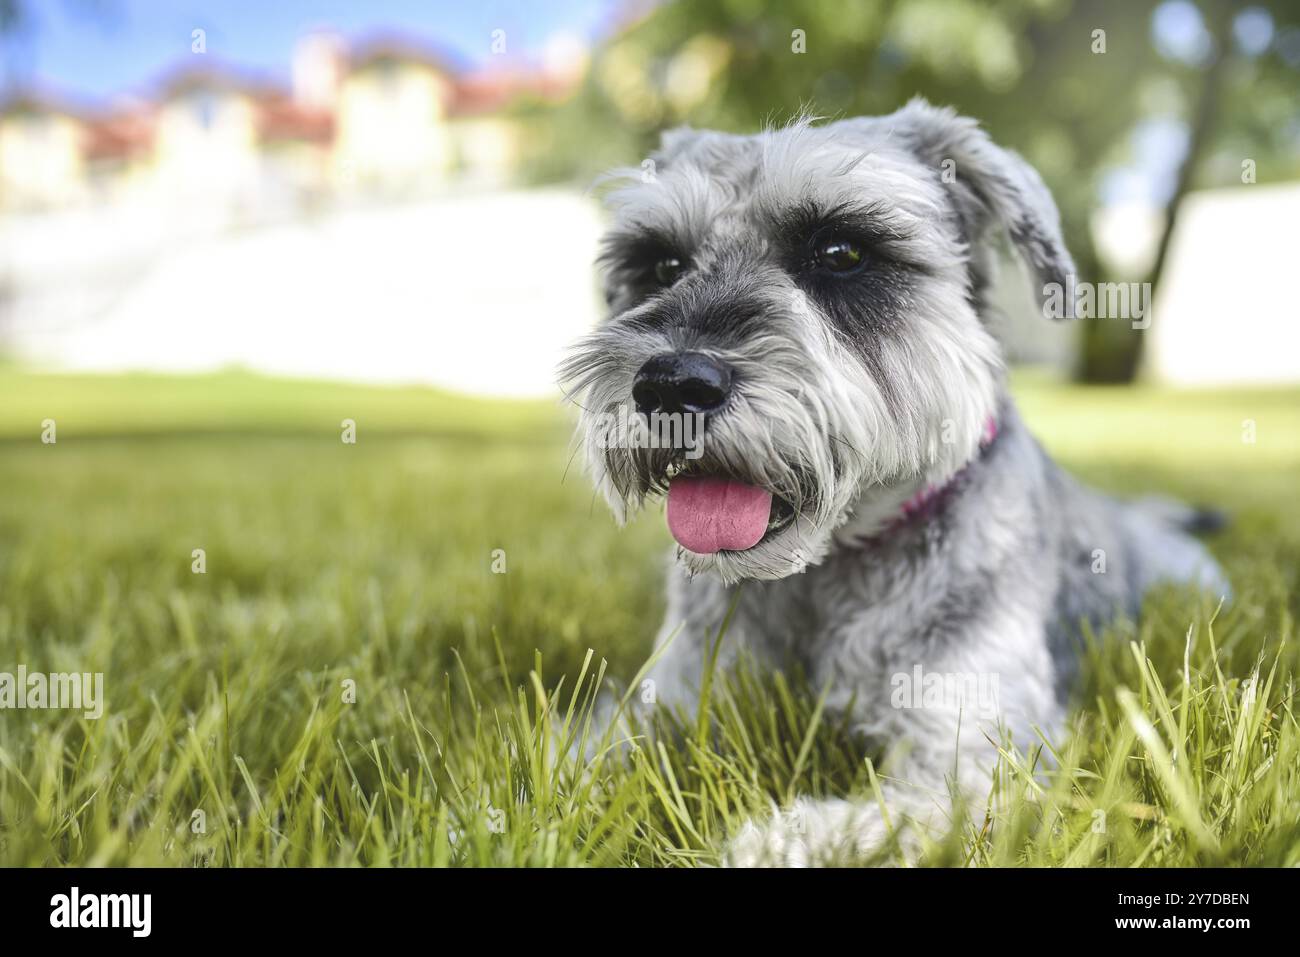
[1,0,622,103]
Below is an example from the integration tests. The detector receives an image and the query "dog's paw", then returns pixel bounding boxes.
[723,798,897,867]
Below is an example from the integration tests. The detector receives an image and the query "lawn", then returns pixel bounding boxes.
[0,367,1298,866]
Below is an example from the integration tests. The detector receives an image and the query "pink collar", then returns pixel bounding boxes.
[887,416,999,531]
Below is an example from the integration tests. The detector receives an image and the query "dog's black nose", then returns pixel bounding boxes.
[632,352,731,416]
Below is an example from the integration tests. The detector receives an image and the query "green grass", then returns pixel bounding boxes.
[0,367,1298,866]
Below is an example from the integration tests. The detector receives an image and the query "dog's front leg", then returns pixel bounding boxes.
[721,763,955,867]
[724,796,902,867]
[636,558,783,715]
[722,712,1005,867]
[580,558,780,755]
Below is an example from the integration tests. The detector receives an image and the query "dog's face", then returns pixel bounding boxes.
[561,99,1073,583]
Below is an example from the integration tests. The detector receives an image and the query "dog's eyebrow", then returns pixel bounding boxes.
[771,199,916,247]
[596,222,690,267]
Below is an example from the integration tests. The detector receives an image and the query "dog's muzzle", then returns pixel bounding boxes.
[627,351,796,555]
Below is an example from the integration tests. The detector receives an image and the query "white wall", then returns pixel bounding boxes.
[1148,182,1300,385]
[0,189,606,398]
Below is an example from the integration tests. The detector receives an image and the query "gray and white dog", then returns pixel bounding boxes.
[559,99,1228,866]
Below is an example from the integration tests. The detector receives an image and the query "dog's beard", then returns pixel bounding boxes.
[563,326,895,583]
[582,412,845,583]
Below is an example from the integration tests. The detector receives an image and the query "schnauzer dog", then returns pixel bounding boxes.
[560,99,1228,866]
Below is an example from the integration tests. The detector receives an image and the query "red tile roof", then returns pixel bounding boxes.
[450,69,577,117]
[84,109,155,161]
[256,95,334,145]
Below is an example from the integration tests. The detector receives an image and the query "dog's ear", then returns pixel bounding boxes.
[886,98,1075,313]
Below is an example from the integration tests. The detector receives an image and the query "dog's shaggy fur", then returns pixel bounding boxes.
[560,100,1228,866]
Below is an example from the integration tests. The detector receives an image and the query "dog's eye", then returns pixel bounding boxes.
[815,238,864,272]
[653,256,685,286]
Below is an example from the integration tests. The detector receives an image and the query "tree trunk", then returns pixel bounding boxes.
[1076,0,1234,384]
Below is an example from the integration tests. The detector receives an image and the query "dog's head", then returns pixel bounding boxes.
[560,99,1073,583]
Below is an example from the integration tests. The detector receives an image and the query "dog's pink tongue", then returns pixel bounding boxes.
[667,476,773,554]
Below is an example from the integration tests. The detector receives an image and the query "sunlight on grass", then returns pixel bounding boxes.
[0,369,1297,865]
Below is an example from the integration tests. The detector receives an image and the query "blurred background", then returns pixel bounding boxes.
[1,0,1299,869]
[1,0,1297,393]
